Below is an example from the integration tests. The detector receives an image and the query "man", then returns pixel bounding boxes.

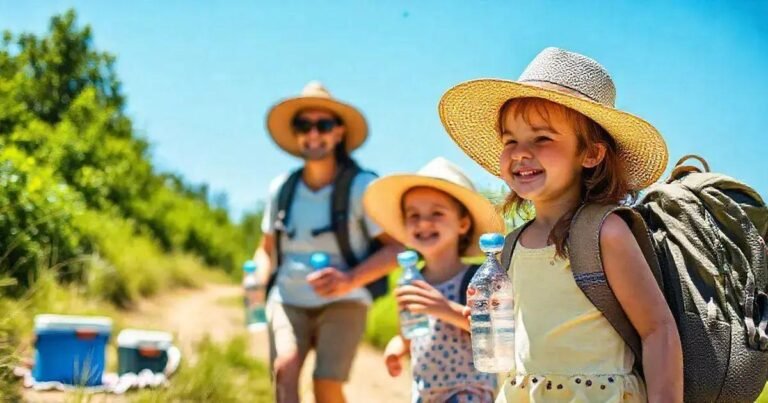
[253,81,400,403]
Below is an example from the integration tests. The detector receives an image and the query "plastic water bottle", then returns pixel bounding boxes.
[309,252,331,271]
[397,250,430,339]
[488,239,516,372]
[242,260,267,331]
[466,233,515,372]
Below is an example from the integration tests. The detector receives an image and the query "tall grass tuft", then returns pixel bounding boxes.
[132,335,272,403]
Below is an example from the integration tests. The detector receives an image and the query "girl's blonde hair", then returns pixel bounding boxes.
[500,97,635,258]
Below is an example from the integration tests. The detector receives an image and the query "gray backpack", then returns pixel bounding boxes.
[266,159,388,300]
[502,155,768,402]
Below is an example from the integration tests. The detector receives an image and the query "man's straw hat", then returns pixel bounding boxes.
[267,81,368,156]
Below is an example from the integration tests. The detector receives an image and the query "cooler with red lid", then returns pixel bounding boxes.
[117,328,173,375]
[33,314,112,386]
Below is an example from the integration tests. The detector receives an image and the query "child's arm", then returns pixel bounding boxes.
[396,280,470,332]
[600,214,683,403]
[384,335,410,377]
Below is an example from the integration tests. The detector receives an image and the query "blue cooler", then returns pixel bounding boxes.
[33,314,112,386]
[117,329,173,375]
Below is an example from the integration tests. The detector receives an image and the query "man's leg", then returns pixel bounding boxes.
[267,302,312,403]
[312,301,368,403]
[313,379,346,403]
[274,352,304,403]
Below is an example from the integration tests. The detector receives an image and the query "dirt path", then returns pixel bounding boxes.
[122,283,245,354]
[135,283,411,402]
[23,284,410,402]
[129,285,410,403]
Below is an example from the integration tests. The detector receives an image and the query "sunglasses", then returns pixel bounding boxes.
[291,117,340,135]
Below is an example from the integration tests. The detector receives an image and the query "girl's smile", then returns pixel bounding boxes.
[402,187,470,259]
[500,109,584,204]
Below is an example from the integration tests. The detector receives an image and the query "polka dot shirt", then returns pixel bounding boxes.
[409,267,497,402]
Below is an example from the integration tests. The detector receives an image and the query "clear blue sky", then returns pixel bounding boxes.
[2,1,767,219]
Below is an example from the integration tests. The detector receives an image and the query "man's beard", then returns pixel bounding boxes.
[300,145,332,161]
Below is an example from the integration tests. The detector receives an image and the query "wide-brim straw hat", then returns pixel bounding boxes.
[438,47,668,190]
[363,157,505,257]
[267,81,368,157]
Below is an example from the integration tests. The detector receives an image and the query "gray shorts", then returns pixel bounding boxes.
[267,300,367,381]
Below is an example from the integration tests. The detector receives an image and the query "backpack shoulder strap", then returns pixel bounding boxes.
[267,169,302,293]
[331,161,363,268]
[355,168,380,244]
[567,203,662,373]
[277,169,303,221]
[459,264,481,305]
[501,222,533,273]
[274,168,303,263]
[332,162,389,299]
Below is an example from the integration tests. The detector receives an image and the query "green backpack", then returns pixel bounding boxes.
[502,155,768,402]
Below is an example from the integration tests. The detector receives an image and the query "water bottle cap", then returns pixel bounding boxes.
[242,260,257,273]
[397,250,419,267]
[479,232,505,253]
[309,252,331,269]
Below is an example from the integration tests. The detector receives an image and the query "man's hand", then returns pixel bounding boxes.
[245,285,267,306]
[306,267,356,298]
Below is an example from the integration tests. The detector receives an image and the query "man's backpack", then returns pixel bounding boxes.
[266,159,388,300]
[501,155,768,402]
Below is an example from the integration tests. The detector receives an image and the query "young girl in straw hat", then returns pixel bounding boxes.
[439,48,683,402]
[363,157,504,403]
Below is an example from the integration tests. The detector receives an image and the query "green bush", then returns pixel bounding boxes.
[0,281,22,401]
[364,268,401,349]
[0,146,89,293]
[0,10,256,295]
[74,210,206,307]
[130,186,248,272]
[0,9,268,401]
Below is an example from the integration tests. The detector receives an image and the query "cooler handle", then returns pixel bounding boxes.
[138,345,163,358]
[75,328,99,340]
[164,345,182,376]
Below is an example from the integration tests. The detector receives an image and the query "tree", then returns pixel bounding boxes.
[0,9,253,289]
[13,10,123,125]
